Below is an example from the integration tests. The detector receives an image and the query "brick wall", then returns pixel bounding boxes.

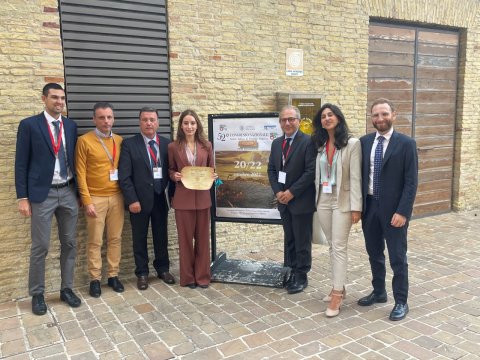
[167,0,480,256]
[1,0,66,301]
[361,0,480,209]
[0,0,167,301]
[0,0,479,302]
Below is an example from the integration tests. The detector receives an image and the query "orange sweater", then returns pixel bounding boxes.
[75,130,123,206]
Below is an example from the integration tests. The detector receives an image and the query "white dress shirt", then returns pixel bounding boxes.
[44,111,72,184]
[368,127,394,195]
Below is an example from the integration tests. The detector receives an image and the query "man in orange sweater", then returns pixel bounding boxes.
[75,102,124,297]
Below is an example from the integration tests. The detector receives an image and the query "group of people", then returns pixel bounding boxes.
[268,101,418,321]
[15,82,417,323]
[15,83,215,316]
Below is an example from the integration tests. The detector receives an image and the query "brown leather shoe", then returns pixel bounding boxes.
[137,275,148,290]
[158,271,175,285]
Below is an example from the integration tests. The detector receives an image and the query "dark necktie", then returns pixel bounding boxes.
[148,140,158,168]
[373,136,385,200]
[53,120,68,179]
[149,140,162,193]
[283,137,291,159]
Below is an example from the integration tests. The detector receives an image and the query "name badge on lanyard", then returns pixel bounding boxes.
[322,140,335,193]
[97,134,117,182]
[278,171,287,184]
[322,182,332,193]
[153,167,162,179]
[109,169,119,181]
[148,135,163,179]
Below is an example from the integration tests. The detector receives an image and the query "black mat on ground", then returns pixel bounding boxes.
[211,252,289,288]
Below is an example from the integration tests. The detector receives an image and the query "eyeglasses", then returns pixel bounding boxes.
[280,117,298,124]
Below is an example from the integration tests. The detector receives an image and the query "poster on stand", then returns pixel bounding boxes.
[209,113,282,222]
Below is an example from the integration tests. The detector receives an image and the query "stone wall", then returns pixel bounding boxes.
[0,0,174,301]
[0,0,478,302]
[1,0,69,301]
[167,0,480,256]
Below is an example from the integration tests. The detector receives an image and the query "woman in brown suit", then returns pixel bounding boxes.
[168,110,216,289]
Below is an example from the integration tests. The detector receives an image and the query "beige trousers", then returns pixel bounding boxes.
[316,189,352,290]
[86,193,124,280]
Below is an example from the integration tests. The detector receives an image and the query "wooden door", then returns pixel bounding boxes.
[368,23,459,216]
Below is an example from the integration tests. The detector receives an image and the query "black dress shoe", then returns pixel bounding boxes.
[137,275,149,290]
[357,291,388,306]
[186,283,197,289]
[284,272,295,288]
[32,294,47,315]
[198,284,209,289]
[60,288,81,308]
[389,303,409,321]
[158,272,175,285]
[287,277,308,294]
[107,276,124,293]
[89,280,101,298]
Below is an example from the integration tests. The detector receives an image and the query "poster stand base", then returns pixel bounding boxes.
[211,252,289,288]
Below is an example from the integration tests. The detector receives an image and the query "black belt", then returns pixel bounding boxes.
[51,178,73,189]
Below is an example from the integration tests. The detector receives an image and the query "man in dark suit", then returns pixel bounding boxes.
[268,105,316,294]
[15,83,81,315]
[358,98,418,321]
[118,107,175,290]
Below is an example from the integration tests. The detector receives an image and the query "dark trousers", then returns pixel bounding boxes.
[362,196,409,303]
[280,208,313,276]
[130,192,169,277]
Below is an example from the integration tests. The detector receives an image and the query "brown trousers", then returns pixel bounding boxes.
[174,208,211,286]
[86,193,124,280]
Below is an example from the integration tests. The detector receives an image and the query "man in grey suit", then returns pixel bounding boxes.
[357,98,418,321]
[268,105,317,294]
[15,83,81,315]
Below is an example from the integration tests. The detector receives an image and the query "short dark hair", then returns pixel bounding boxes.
[370,98,396,113]
[42,83,64,97]
[139,106,158,118]
[93,102,114,117]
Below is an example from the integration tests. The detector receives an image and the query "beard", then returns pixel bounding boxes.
[373,119,393,133]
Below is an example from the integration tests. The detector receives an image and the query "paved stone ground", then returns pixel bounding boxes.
[0,210,479,359]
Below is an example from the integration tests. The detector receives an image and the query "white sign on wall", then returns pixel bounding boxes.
[286,48,304,76]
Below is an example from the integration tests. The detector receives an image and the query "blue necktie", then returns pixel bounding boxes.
[373,136,384,200]
[149,140,162,194]
[53,120,68,179]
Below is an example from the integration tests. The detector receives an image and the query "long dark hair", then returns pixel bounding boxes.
[176,109,209,148]
[312,103,350,149]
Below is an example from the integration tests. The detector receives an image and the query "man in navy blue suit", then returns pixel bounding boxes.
[268,105,316,294]
[15,83,81,315]
[118,107,175,290]
[357,98,418,321]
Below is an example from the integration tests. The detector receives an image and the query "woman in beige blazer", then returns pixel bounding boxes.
[168,110,216,289]
[312,104,362,317]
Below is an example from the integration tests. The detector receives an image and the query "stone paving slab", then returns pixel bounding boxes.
[0,210,479,359]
